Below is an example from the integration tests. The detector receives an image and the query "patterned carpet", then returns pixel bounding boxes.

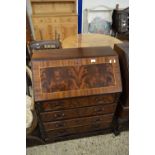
[26,131,129,155]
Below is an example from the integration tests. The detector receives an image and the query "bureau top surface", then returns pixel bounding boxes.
[114,42,129,55]
[32,46,117,61]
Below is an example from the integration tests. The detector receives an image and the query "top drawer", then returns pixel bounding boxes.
[39,103,117,122]
[37,94,118,112]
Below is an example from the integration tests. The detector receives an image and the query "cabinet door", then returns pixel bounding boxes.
[53,24,61,40]
[32,16,77,41]
[33,25,42,40]
[47,25,54,40]
[33,24,55,40]
[42,24,56,40]
[61,24,77,40]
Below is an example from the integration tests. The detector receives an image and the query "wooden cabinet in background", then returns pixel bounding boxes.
[30,0,78,41]
[32,14,78,40]
[31,0,77,15]
[26,13,32,44]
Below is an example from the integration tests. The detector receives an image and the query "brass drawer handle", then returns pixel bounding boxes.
[56,123,65,128]
[95,98,104,104]
[54,113,65,118]
[43,101,63,110]
[53,101,64,107]
[96,100,104,104]
[95,97,104,104]
[95,107,104,113]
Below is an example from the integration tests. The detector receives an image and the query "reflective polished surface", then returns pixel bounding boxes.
[62,34,122,49]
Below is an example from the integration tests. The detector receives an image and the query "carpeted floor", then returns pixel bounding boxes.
[26,131,129,155]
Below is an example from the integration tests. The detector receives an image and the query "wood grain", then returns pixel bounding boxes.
[45,121,111,138]
[43,114,113,131]
[32,46,118,60]
[39,103,117,122]
[32,46,122,142]
[32,47,122,102]
[31,0,76,15]
[62,34,122,49]
[40,64,115,93]
[26,13,32,44]
[32,14,77,41]
[39,94,117,112]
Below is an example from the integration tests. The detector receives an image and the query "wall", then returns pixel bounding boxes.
[82,0,129,32]
[83,0,129,9]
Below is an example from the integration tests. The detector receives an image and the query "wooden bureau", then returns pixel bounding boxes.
[31,47,122,142]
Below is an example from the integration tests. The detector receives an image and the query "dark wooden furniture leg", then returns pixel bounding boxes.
[112,116,120,136]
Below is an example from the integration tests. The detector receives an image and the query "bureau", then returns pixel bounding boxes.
[31,46,122,142]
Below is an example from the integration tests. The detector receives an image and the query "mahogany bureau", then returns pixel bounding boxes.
[31,47,122,142]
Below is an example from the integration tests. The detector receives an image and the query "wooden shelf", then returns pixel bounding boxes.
[31,0,76,15]
[31,0,78,41]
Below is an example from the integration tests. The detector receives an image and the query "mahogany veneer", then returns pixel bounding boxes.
[32,46,122,142]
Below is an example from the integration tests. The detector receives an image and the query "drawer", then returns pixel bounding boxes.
[38,94,117,112]
[60,16,77,23]
[40,103,117,122]
[43,114,113,131]
[45,121,111,138]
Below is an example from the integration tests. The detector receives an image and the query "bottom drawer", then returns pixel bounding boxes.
[43,114,113,131]
[44,121,111,139]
